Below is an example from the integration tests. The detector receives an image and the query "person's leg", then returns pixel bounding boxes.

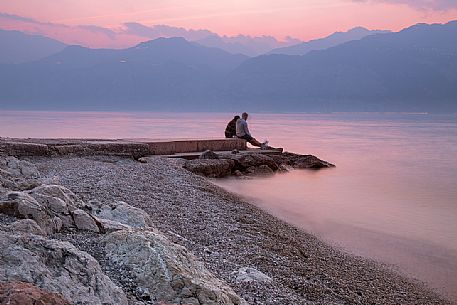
[249,138,262,147]
[239,134,265,148]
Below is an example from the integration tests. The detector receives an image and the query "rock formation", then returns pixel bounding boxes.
[104,230,246,305]
[0,231,128,305]
[0,155,247,305]
[184,151,335,177]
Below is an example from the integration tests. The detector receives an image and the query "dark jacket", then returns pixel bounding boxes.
[225,118,238,138]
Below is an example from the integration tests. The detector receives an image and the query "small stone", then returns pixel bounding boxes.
[199,150,219,160]
[182,297,200,304]
[52,216,63,232]
[137,157,148,163]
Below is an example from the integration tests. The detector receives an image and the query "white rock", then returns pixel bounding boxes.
[234,267,273,283]
[1,156,40,178]
[93,201,153,229]
[104,230,246,305]
[0,157,41,192]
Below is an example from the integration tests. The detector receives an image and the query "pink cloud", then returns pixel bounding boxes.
[353,0,457,10]
[0,0,456,47]
[0,13,143,48]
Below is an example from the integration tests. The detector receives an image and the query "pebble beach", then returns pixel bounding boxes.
[6,154,450,305]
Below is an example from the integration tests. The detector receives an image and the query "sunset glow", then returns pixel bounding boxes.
[1,0,457,48]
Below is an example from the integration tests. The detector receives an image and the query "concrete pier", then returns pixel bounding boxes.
[124,138,247,155]
[0,137,247,157]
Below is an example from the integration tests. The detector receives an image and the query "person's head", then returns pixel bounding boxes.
[233,115,240,121]
[242,112,248,120]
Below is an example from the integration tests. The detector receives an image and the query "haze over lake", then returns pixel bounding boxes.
[1,110,456,298]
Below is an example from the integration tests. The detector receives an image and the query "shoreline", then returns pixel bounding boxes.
[215,176,457,301]
[26,155,454,304]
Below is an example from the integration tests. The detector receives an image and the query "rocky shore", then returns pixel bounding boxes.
[0,144,454,304]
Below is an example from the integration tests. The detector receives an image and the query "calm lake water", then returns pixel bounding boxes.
[1,110,456,299]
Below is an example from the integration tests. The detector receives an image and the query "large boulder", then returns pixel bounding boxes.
[104,230,246,305]
[0,281,73,305]
[0,156,41,192]
[270,153,335,169]
[0,157,40,179]
[28,184,85,230]
[0,191,57,234]
[245,165,275,176]
[183,159,235,178]
[0,231,128,305]
[28,184,83,209]
[0,186,101,234]
[72,209,100,232]
[224,153,279,172]
[6,219,46,236]
[91,201,153,229]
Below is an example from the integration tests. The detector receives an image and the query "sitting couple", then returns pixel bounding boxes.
[225,112,270,149]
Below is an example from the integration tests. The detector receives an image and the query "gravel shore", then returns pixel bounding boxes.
[29,155,453,305]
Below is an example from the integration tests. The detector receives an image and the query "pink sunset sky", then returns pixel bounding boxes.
[1,0,457,48]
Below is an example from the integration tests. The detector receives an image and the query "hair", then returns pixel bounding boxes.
[242,112,248,118]
[233,115,240,120]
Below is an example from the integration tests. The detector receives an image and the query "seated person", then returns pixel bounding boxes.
[224,115,240,138]
[236,112,268,148]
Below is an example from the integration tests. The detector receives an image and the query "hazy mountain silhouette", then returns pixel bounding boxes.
[0,29,66,64]
[0,37,248,110]
[225,21,457,112]
[268,27,390,55]
[1,21,456,112]
[36,37,248,72]
[124,22,300,56]
[196,34,300,56]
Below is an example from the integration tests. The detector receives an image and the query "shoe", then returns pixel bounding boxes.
[261,141,269,150]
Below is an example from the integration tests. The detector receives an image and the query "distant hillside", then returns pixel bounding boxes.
[224,21,457,112]
[0,29,66,64]
[0,37,248,111]
[0,22,456,113]
[268,27,389,55]
[37,37,248,72]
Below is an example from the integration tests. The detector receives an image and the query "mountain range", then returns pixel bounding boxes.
[0,13,300,56]
[0,21,456,112]
[268,27,390,55]
[0,29,66,64]
[123,22,301,56]
[226,21,457,112]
